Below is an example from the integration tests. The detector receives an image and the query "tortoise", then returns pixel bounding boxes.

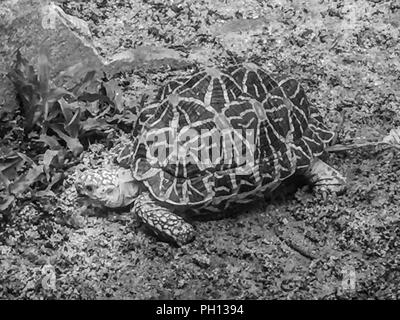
[73,62,346,246]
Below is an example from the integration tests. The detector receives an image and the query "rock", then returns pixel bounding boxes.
[192,253,211,268]
[0,0,104,118]
[212,17,269,36]
[104,46,194,76]
[0,1,194,120]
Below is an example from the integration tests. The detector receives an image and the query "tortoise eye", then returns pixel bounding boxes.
[86,185,94,192]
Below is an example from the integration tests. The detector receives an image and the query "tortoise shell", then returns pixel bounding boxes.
[119,63,334,210]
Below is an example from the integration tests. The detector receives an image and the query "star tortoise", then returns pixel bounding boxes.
[74,62,346,246]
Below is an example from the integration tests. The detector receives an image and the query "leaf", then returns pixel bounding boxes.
[0,146,18,158]
[7,50,43,131]
[103,80,124,112]
[48,171,63,190]
[64,108,81,138]
[0,152,32,184]
[58,98,82,137]
[35,189,56,198]
[42,150,59,169]
[16,152,36,166]
[0,171,12,189]
[78,92,112,104]
[58,98,77,123]
[9,165,44,195]
[35,172,62,198]
[8,50,38,87]
[110,110,138,126]
[25,104,44,131]
[47,87,75,103]
[0,195,15,212]
[42,149,64,180]
[38,134,61,149]
[84,100,100,116]
[69,70,98,97]
[80,117,111,132]
[0,158,24,180]
[50,125,83,156]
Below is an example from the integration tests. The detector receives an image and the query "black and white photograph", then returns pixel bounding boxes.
[0,0,399,303]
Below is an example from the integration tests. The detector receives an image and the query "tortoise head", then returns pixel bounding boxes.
[75,165,140,208]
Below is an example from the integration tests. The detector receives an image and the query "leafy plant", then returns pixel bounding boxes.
[0,149,44,212]
[1,48,131,212]
[7,48,73,133]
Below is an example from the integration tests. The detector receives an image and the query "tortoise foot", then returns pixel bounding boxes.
[305,158,346,195]
[134,192,195,246]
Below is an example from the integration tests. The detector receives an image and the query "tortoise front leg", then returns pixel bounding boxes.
[304,158,346,194]
[133,192,195,246]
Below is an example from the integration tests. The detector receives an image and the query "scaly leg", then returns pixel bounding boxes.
[304,158,346,194]
[133,192,195,246]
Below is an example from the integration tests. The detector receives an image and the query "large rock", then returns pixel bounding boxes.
[0,0,105,117]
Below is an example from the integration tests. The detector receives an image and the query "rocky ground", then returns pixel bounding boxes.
[1,0,399,299]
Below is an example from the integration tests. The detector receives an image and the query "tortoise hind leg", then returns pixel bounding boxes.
[304,158,346,194]
[133,192,195,246]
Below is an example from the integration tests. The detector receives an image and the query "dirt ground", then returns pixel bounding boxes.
[1,0,400,299]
